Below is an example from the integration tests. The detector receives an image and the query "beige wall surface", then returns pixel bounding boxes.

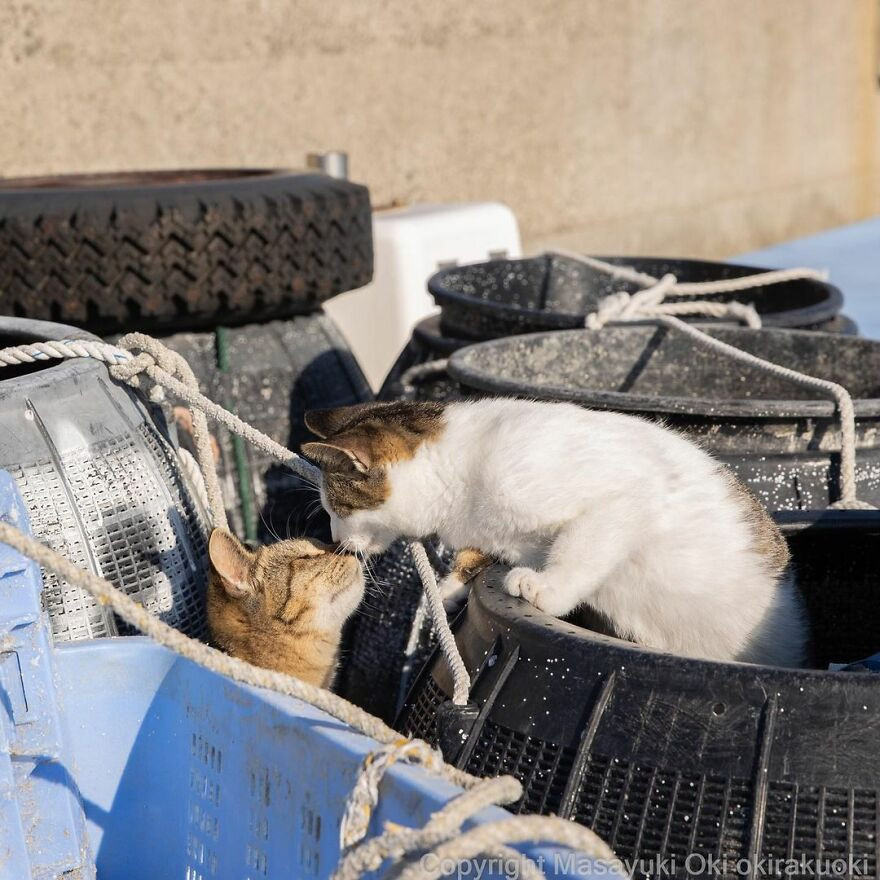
[1,0,878,257]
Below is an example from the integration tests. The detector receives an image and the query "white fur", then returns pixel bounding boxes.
[326,399,807,667]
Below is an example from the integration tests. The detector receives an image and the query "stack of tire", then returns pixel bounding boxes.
[0,170,428,718]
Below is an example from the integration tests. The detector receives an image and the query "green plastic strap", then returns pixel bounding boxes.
[215,326,257,542]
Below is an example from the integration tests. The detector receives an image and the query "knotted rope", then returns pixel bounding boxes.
[582,272,763,330]
[336,776,565,880]
[0,333,616,878]
[341,738,448,848]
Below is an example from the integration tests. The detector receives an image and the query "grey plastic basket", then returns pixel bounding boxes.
[0,317,208,641]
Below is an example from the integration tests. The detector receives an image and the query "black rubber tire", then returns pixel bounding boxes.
[0,170,373,333]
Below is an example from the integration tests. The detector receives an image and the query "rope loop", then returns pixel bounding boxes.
[341,738,447,848]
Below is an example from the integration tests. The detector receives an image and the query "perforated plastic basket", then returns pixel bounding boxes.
[400,512,880,877]
[0,317,208,642]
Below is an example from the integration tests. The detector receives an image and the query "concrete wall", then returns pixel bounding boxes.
[1,0,878,257]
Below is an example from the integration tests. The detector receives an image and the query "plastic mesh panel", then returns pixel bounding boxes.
[400,676,447,747]
[8,457,111,641]
[573,759,751,871]
[8,423,208,642]
[762,784,878,876]
[445,713,880,875]
[464,721,576,816]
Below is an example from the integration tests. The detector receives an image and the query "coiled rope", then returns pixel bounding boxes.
[0,331,613,879]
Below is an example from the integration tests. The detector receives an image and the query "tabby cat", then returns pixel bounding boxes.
[207,528,364,686]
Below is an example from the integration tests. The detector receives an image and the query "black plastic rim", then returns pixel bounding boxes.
[472,507,880,680]
[447,326,880,420]
[429,254,845,334]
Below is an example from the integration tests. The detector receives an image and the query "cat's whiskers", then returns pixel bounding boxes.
[354,547,376,584]
[354,550,395,593]
[258,505,283,544]
[286,467,321,492]
[303,498,325,521]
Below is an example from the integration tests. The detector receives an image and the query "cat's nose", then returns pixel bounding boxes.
[317,539,350,554]
[330,541,357,556]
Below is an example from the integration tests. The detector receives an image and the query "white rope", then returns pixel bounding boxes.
[585,281,763,330]
[335,776,548,880]
[411,541,471,705]
[556,255,873,510]
[341,738,447,848]
[548,248,829,296]
[583,272,763,330]
[0,338,133,366]
[177,447,210,515]
[653,314,873,510]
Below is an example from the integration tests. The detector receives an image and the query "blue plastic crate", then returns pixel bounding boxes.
[1,471,610,879]
[0,473,95,879]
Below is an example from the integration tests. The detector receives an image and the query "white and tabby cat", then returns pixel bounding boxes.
[302,399,807,667]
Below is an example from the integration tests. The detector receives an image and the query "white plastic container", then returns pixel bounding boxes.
[324,202,521,389]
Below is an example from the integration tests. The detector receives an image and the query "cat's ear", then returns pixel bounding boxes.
[301,439,370,476]
[209,528,255,598]
[305,404,377,439]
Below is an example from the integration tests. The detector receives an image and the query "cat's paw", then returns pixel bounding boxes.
[438,572,469,613]
[504,568,567,615]
[504,567,546,608]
